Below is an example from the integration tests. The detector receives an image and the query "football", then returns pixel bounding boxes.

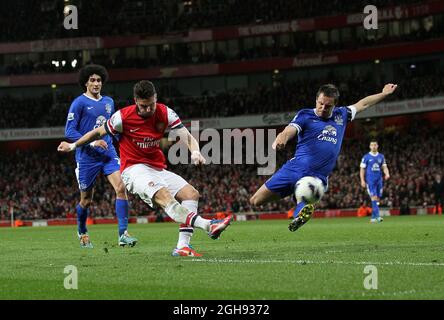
[295,176,325,204]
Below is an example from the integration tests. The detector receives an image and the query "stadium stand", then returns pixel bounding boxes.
[1,117,443,221]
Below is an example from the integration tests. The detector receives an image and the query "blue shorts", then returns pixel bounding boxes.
[366,179,383,198]
[265,165,328,199]
[75,151,120,192]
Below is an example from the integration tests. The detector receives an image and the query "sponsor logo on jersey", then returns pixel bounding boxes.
[105,103,112,114]
[317,125,338,144]
[136,137,160,149]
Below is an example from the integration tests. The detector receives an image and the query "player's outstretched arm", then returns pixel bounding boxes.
[175,127,206,165]
[354,84,398,114]
[57,125,107,153]
[272,125,298,151]
[360,168,366,188]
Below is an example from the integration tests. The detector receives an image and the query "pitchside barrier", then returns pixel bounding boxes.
[0,206,439,228]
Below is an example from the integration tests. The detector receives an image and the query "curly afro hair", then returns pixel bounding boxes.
[78,64,109,91]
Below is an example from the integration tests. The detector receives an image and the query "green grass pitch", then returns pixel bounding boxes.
[1,215,443,300]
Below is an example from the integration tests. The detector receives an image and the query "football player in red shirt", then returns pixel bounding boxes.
[58,80,233,256]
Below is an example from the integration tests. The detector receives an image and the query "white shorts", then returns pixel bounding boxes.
[121,164,188,208]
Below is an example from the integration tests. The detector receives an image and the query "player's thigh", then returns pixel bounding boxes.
[160,169,191,200]
[251,183,281,206]
[121,164,168,207]
[75,161,103,192]
[102,156,125,195]
[263,166,302,200]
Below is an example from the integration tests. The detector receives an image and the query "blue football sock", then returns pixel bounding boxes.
[294,201,308,218]
[116,199,129,236]
[371,200,379,219]
[76,203,88,234]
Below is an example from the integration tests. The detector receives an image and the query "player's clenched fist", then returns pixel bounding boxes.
[57,141,76,152]
[272,134,287,151]
[382,83,397,95]
[191,150,206,165]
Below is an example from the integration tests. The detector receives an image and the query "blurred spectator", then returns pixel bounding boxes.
[432,174,444,214]
[2,72,444,129]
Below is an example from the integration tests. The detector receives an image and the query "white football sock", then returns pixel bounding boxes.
[177,200,198,248]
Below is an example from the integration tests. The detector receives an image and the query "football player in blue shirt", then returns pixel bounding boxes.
[360,140,390,223]
[250,83,397,231]
[65,64,137,248]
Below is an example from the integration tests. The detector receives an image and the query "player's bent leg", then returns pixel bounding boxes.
[288,202,315,232]
[250,184,281,207]
[173,184,200,256]
[155,188,233,240]
[107,171,138,247]
[78,190,94,248]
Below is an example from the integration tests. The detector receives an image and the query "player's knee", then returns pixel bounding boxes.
[250,195,259,207]
[80,198,92,208]
[115,181,127,198]
[188,188,200,201]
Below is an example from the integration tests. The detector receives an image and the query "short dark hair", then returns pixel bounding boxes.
[133,80,156,99]
[78,64,108,91]
[316,84,340,104]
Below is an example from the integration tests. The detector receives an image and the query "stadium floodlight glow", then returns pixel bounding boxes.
[71,59,78,68]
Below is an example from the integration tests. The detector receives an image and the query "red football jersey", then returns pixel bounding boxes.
[105,103,182,171]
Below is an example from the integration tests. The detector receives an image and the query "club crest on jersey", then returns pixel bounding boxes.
[105,104,112,114]
[334,114,343,126]
[317,125,338,144]
[94,115,107,129]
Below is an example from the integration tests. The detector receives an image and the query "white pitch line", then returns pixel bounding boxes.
[187,258,444,267]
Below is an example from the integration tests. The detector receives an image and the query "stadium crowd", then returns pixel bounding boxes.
[0,120,443,221]
[2,13,442,76]
[1,72,444,129]
[0,0,423,43]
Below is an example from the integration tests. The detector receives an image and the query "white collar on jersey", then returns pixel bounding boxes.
[83,93,103,102]
[313,108,334,119]
[369,152,379,156]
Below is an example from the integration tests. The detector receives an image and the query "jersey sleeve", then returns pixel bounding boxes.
[345,105,357,123]
[288,110,305,133]
[382,154,388,167]
[360,155,367,168]
[65,99,83,141]
[105,110,123,135]
[167,107,184,129]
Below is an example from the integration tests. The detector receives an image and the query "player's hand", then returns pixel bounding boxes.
[272,134,287,151]
[57,141,75,153]
[91,140,108,150]
[382,83,397,95]
[384,174,390,181]
[191,150,206,165]
[361,181,366,189]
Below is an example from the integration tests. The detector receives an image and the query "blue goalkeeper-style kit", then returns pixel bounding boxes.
[360,152,386,198]
[265,106,356,198]
[65,93,120,191]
